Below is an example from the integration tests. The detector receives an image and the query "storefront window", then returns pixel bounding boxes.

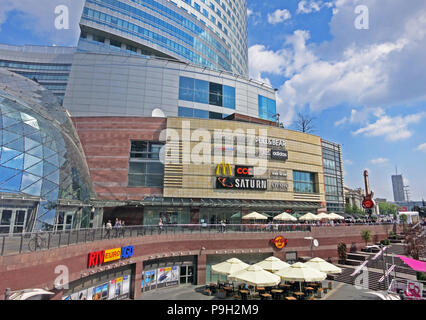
[293,171,317,193]
[143,207,190,225]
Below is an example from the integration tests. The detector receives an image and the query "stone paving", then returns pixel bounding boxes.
[137,281,379,301]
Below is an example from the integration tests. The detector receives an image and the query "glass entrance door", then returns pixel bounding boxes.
[0,209,28,235]
[179,265,194,284]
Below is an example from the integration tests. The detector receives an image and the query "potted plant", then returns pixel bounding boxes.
[361,230,371,247]
[337,242,347,264]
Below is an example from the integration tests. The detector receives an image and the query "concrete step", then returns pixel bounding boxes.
[347,252,370,261]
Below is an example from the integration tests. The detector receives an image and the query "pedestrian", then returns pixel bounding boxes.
[221,219,226,233]
[105,220,112,239]
[120,220,125,237]
[158,217,163,234]
[114,219,121,237]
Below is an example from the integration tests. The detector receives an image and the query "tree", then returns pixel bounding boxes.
[361,230,371,247]
[378,202,398,216]
[294,112,316,133]
[337,242,347,263]
[352,204,365,215]
[345,203,353,214]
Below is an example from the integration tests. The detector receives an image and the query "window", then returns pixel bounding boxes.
[110,39,121,48]
[258,95,277,121]
[129,141,164,188]
[209,82,222,106]
[293,171,316,193]
[179,77,235,109]
[222,85,235,109]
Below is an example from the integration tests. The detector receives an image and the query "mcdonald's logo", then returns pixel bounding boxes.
[216,162,233,176]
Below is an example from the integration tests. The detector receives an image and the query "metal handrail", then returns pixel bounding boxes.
[0,221,394,257]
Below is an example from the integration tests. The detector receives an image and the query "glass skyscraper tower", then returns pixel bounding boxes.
[78,0,249,77]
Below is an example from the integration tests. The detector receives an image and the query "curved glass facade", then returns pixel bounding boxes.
[79,0,248,76]
[0,69,94,231]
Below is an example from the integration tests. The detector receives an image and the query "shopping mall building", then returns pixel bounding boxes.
[0,0,372,300]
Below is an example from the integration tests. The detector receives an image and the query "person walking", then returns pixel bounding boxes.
[120,220,125,237]
[105,220,112,239]
[158,217,163,234]
[114,219,121,237]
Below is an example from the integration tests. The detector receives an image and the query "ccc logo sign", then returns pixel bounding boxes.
[235,165,254,177]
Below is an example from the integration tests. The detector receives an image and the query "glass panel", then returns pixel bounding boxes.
[15,210,26,225]
[223,85,235,109]
[179,77,195,101]
[209,111,222,119]
[2,153,24,170]
[129,162,146,174]
[193,109,209,119]
[194,79,209,104]
[209,82,222,106]
[146,162,164,174]
[178,107,194,118]
[0,172,22,191]
[1,210,12,225]
[146,175,163,187]
[128,174,145,186]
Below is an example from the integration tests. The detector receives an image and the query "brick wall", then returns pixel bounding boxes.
[0,224,395,299]
[72,117,167,201]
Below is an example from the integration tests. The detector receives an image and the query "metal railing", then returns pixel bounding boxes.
[0,221,395,257]
[0,223,312,257]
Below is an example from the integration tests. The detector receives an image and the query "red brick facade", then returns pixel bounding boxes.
[72,117,167,201]
[0,225,396,299]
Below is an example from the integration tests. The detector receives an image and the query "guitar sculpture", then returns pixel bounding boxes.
[362,170,375,215]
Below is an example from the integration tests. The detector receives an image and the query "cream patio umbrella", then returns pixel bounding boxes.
[242,211,269,220]
[305,257,342,274]
[211,258,249,276]
[274,262,327,291]
[298,212,321,221]
[316,212,331,220]
[228,264,281,287]
[328,212,345,220]
[254,256,290,272]
[273,212,298,222]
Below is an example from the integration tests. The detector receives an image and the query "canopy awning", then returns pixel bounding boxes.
[398,255,426,272]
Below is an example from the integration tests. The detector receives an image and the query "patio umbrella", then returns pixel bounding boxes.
[274,262,327,291]
[273,212,298,222]
[305,258,342,274]
[241,211,268,220]
[211,258,249,276]
[254,256,290,272]
[298,212,321,221]
[228,265,281,287]
[316,212,331,220]
[230,212,241,219]
[328,213,345,220]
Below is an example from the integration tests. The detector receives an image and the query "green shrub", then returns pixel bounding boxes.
[380,239,390,245]
[416,272,426,281]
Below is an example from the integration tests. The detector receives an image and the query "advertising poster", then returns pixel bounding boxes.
[70,292,79,300]
[101,283,109,300]
[109,279,116,300]
[156,267,171,288]
[151,269,157,286]
[62,295,71,300]
[86,287,94,300]
[122,275,130,295]
[167,266,179,287]
[115,277,123,296]
[92,285,102,300]
[77,289,88,300]
[141,271,145,289]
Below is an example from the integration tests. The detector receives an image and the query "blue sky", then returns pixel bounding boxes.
[0,0,425,201]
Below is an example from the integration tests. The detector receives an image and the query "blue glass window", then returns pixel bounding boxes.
[178,106,194,118]
[194,79,209,104]
[293,171,317,193]
[209,82,222,106]
[179,77,195,101]
[258,95,277,121]
[223,85,235,109]
[194,109,209,119]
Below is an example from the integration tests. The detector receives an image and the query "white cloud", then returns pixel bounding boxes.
[250,0,426,130]
[352,111,425,141]
[370,158,389,165]
[0,0,84,44]
[297,1,333,14]
[267,9,292,25]
[415,143,426,152]
[344,159,353,165]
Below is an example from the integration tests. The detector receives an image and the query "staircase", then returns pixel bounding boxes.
[334,242,418,291]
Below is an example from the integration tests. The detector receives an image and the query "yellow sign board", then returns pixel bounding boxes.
[104,248,121,263]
